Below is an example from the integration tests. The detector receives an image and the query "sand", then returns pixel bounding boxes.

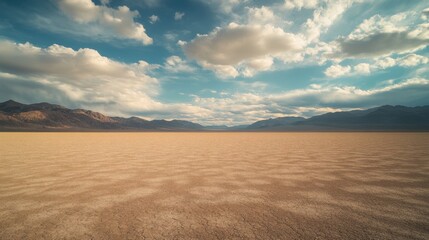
[0,132,428,239]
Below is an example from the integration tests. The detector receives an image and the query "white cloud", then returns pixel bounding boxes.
[164,56,195,73]
[199,62,239,78]
[347,13,410,40]
[353,63,371,75]
[58,0,153,45]
[324,54,429,78]
[324,64,351,78]
[183,23,304,77]
[284,0,318,10]
[242,57,274,77]
[0,40,213,119]
[335,12,429,58]
[246,6,291,28]
[149,15,159,24]
[247,6,275,23]
[202,0,244,14]
[398,53,429,67]
[421,8,429,20]
[371,54,428,72]
[174,12,185,20]
[304,0,365,42]
[375,57,396,69]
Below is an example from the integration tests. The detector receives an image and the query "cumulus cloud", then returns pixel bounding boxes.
[324,64,351,78]
[324,54,429,78]
[58,0,153,45]
[246,6,292,28]
[0,39,158,108]
[0,40,215,120]
[149,15,159,24]
[242,57,274,77]
[334,12,429,58]
[247,6,275,23]
[353,63,371,75]
[174,12,185,20]
[398,53,429,67]
[199,62,240,78]
[164,56,195,73]
[183,23,304,77]
[374,54,429,69]
[284,0,318,10]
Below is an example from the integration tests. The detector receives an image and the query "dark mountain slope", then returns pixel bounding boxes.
[0,100,203,131]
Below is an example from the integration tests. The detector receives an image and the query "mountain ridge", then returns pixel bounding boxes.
[1,100,428,131]
[0,100,204,131]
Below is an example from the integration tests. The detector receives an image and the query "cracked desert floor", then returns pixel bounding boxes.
[0,132,428,239]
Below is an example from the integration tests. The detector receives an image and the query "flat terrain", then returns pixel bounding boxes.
[0,133,428,239]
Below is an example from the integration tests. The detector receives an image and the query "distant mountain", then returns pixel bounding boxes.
[0,100,204,131]
[204,125,248,130]
[246,105,429,131]
[1,100,428,131]
[247,117,305,129]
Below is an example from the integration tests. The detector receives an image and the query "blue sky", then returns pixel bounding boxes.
[0,0,428,125]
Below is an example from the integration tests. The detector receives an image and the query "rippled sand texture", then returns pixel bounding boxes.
[0,133,428,239]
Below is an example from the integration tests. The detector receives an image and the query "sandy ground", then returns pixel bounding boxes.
[0,132,428,239]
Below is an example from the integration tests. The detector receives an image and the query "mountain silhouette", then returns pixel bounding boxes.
[1,100,428,131]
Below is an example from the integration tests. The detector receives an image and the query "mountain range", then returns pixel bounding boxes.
[1,100,428,131]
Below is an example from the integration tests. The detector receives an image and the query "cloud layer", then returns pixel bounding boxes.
[183,23,303,77]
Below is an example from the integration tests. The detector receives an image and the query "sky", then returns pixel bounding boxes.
[0,0,428,126]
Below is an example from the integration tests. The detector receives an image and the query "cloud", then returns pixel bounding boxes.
[284,0,318,10]
[58,0,152,45]
[183,23,304,77]
[270,78,429,108]
[353,63,371,74]
[374,54,429,69]
[1,39,427,125]
[324,53,429,78]
[202,0,244,14]
[246,6,292,28]
[324,64,351,78]
[334,12,429,58]
[397,53,429,67]
[303,0,365,42]
[187,78,429,125]
[174,12,185,20]
[199,62,240,78]
[164,56,195,73]
[338,31,429,58]
[0,39,170,117]
[242,57,274,77]
[149,15,159,24]
[247,6,275,23]
[421,8,429,20]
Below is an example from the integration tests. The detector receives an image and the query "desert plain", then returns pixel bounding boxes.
[0,132,428,239]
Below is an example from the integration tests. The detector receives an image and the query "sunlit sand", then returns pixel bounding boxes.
[0,133,428,239]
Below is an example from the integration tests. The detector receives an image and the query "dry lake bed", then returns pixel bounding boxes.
[0,132,428,239]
